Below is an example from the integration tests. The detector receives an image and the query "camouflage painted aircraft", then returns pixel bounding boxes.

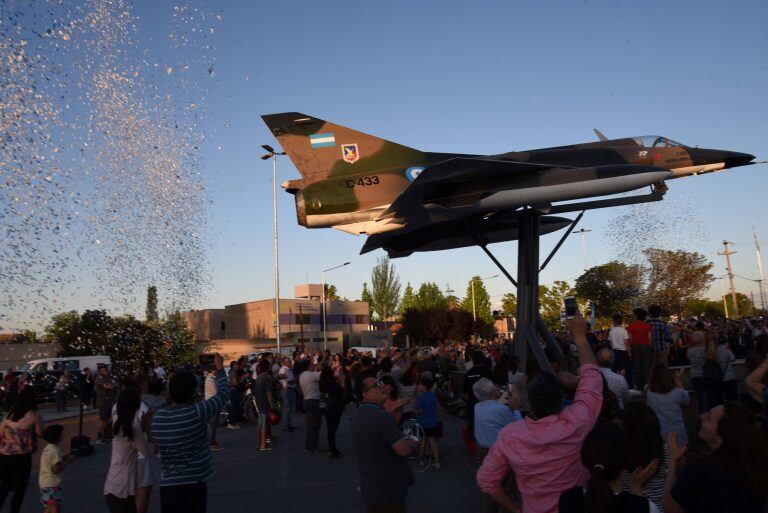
[261,112,756,257]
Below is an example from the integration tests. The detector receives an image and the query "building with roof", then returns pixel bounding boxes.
[182,284,370,355]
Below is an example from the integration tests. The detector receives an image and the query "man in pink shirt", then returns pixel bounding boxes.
[476,312,602,513]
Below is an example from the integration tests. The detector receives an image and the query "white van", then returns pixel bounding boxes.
[21,355,111,373]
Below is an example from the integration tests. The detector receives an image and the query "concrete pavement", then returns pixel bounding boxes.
[18,406,482,513]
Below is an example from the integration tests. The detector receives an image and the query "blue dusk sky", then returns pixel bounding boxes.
[200,0,768,310]
[3,0,768,328]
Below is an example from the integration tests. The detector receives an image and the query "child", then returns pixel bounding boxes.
[39,424,75,513]
[416,376,442,469]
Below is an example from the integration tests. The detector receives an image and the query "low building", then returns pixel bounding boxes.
[183,284,370,353]
[181,309,226,341]
[494,317,515,339]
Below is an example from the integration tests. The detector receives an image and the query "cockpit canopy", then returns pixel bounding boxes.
[632,135,686,148]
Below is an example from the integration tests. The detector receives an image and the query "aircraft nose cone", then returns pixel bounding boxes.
[724,151,755,168]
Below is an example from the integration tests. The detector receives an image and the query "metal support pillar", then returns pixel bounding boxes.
[477,188,669,373]
[513,209,557,373]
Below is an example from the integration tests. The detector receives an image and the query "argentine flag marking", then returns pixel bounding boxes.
[310,132,335,148]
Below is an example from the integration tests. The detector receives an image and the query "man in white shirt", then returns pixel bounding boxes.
[473,378,522,451]
[278,357,298,432]
[608,314,632,386]
[299,362,322,452]
[608,316,630,352]
[596,347,630,409]
[473,377,523,513]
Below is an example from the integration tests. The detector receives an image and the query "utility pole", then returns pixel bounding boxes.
[753,222,767,313]
[718,241,739,318]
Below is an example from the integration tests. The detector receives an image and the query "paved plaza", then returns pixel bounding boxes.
[18,407,481,513]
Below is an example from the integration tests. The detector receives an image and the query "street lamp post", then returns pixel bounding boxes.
[572,228,592,271]
[471,275,499,321]
[261,144,286,354]
[322,262,350,350]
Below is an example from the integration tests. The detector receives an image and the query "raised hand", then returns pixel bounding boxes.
[629,458,659,495]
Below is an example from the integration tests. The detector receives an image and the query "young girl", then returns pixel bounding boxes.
[103,388,151,513]
[416,376,442,469]
[559,423,659,513]
[39,424,74,513]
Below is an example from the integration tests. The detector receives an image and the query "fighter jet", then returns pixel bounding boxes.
[261,112,756,258]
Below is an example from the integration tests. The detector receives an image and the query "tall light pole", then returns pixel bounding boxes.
[471,274,499,322]
[753,222,767,313]
[322,262,350,350]
[572,228,592,271]
[261,144,286,353]
[718,241,739,318]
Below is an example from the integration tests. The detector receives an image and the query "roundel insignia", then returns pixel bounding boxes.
[405,166,425,182]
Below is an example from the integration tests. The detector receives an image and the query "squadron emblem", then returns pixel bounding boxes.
[342,144,359,164]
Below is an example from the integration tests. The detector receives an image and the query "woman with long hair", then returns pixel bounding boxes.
[620,402,668,512]
[559,422,660,512]
[0,387,43,513]
[645,361,690,446]
[331,353,347,389]
[103,387,151,512]
[136,379,165,513]
[319,366,344,459]
[664,401,768,513]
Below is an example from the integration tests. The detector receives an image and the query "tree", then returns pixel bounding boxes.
[109,316,153,381]
[46,311,82,353]
[399,282,417,316]
[685,298,725,318]
[539,280,574,327]
[723,292,753,318]
[574,261,644,317]
[21,330,39,344]
[460,276,493,325]
[370,256,401,322]
[501,293,517,316]
[146,285,159,323]
[414,282,447,311]
[361,282,374,318]
[160,311,197,368]
[400,307,476,344]
[79,309,112,355]
[644,249,714,317]
[323,283,340,301]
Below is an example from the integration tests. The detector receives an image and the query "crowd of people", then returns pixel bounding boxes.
[1,307,767,513]
[472,310,768,513]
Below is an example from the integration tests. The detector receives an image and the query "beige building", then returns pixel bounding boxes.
[183,284,370,350]
[182,309,226,341]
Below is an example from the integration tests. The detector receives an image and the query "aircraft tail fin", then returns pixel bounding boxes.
[261,112,425,186]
